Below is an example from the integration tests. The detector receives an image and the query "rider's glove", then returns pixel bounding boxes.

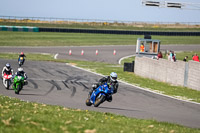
[92,84,97,89]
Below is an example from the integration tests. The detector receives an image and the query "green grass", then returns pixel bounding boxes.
[1,22,200,32]
[1,53,200,103]
[1,95,199,133]
[0,31,200,46]
[0,53,55,61]
[120,56,135,65]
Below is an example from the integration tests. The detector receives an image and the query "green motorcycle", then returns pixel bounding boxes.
[13,75,24,94]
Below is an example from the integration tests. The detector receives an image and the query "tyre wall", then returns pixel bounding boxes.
[0,25,39,32]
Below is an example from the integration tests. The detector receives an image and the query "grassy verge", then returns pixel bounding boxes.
[1,95,199,133]
[1,52,200,103]
[0,31,200,46]
[120,56,135,65]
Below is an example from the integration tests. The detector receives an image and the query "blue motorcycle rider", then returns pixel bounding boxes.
[18,52,26,65]
[89,72,119,102]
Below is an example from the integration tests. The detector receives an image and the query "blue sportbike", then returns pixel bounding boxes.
[18,56,25,67]
[86,83,113,107]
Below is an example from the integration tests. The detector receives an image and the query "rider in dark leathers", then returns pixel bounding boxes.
[89,72,119,102]
[13,67,28,86]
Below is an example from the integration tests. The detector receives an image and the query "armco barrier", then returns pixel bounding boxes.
[0,25,39,32]
[39,27,200,36]
[134,57,200,91]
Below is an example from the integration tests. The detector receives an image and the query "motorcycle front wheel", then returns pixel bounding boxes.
[94,94,105,107]
[15,85,21,94]
[6,80,9,90]
[85,98,92,106]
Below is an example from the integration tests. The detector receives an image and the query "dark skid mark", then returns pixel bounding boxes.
[56,70,69,77]
[79,82,90,91]
[74,81,81,86]
[70,86,76,97]
[64,77,91,91]
[73,80,86,87]
[44,84,55,96]
[62,81,76,97]
[62,81,69,88]
[46,80,62,90]
[64,78,71,83]
[28,79,38,89]
[65,77,77,84]
[41,69,54,76]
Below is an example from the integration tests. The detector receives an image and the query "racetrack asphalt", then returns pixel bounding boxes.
[0,45,200,128]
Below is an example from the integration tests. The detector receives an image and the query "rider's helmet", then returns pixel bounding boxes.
[5,63,11,70]
[110,72,117,82]
[21,52,24,55]
[18,67,23,72]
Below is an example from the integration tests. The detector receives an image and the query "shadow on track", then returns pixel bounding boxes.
[18,93,45,96]
[99,106,142,112]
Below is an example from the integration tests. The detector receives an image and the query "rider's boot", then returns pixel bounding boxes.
[24,80,28,85]
[88,90,93,97]
[88,84,98,97]
[107,95,112,102]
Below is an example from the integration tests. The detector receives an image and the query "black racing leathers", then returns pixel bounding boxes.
[97,76,118,94]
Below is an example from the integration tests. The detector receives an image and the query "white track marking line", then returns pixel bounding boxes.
[118,54,135,64]
[54,53,58,59]
[66,63,200,105]
[41,53,51,55]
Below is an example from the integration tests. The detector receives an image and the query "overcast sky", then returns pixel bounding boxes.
[1,0,200,23]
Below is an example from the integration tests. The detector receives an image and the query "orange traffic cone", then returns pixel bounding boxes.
[113,49,116,55]
[96,49,98,55]
[69,49,72,55]
[81,49,84,55]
